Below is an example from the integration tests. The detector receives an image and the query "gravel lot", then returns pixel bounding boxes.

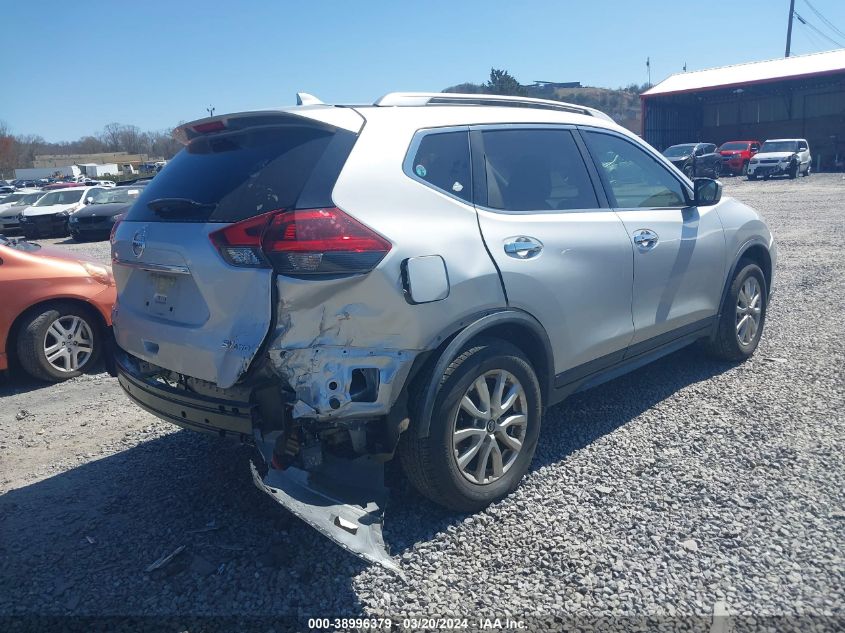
[1,174,843,631]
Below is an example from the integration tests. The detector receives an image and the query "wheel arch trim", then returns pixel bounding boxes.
[413,309,554,438]
[716,238,772,327]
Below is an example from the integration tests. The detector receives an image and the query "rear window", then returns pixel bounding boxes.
[407,130,472,202]
[125,125,356,223]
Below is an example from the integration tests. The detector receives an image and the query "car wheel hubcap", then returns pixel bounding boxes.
[452,369,528,485]
[44,316,94,372]
[735,277,762,347]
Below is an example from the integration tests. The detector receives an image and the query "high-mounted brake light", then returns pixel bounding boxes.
[209,207,391,275]
[192,120,227,134]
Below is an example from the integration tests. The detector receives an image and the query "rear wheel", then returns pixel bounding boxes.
[703,261,767,362]
[788,163,798,179]
[16,304,101,382]
[399,339,542,512]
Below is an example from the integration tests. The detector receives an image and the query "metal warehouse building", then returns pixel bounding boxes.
[641,49,845,170]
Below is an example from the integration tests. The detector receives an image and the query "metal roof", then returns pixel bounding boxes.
[642,48,845,98]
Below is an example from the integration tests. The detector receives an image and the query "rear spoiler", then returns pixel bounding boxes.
[174,107,364,145]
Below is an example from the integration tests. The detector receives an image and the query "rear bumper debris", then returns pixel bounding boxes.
[252,432,401,572]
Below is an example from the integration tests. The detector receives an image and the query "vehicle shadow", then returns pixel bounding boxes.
[0,345,734,619]
[0,361,109,397]
[381,344,736,553]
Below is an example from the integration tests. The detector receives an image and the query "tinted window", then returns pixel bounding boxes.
[480,129,598,211]
[126,125,355,223]
[585,131,687,208]
[409,131,471,202]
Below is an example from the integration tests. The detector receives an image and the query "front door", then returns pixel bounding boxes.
[471,126,635,379]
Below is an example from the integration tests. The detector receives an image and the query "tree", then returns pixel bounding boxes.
[486,68,524,96]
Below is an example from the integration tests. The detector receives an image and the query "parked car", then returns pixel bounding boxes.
[0,235,115,381]
[41,182,83,191]
[0,189,45,233]
[110,92,776,568]
[662,142,722,178]
[20,186,104,239]
[0,186,15,196]
[70,184,146,241]
[717,140,762,176]
[747,139,812,180]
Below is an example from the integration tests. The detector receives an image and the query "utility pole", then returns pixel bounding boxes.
[646,57,651,87]
[785,0,796,57]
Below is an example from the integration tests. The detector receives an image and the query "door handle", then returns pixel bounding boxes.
[633,229,659,250]
[504,236,543,259]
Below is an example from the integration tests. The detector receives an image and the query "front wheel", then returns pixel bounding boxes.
[788,163,798,179]
[747,173,757,181]
[399,339,542,512]
[16,304,101,381]
[703,261,767,362]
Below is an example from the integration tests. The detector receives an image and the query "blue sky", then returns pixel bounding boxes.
[4,0,845,142]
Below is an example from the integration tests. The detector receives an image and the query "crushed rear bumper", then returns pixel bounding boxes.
[115,347,400,571]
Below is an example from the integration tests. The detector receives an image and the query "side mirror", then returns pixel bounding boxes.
[693,178,722,206]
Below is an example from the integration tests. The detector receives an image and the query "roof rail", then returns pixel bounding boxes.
[374,92,614,122]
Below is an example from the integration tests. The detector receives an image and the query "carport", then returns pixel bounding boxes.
[641,49,845,170]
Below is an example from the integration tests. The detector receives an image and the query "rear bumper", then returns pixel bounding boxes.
[748,163,790,176]
[115,348,254,437]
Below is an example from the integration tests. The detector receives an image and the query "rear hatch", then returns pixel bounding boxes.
[111,109,362,388]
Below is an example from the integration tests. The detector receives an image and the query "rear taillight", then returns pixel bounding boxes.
[209,207,391,275]
[109,213,125,245]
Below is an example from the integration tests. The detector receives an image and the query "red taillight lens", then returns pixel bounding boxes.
[209,207,390,275]
[208,211,275,268]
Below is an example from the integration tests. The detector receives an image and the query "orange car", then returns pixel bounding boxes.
[0,236,115,381]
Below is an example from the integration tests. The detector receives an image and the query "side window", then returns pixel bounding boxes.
[409,131,471,202]
[583,131,688,209]
[751,143,760,152]
[479,128,598,212]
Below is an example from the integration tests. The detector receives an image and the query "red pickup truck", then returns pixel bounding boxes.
[718,140,762,176]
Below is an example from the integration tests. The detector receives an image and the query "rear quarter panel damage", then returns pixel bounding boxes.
[265,110,508,420]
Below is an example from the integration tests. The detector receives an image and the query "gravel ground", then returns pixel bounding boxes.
[1,174,843,631]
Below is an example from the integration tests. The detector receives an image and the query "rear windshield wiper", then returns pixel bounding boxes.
[146,198,217,218]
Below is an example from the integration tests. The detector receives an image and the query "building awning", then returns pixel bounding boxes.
[642,48,845,98]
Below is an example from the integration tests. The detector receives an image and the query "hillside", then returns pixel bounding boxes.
[443,71,644,133]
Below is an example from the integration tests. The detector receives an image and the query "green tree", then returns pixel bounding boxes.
[486,68,524,96]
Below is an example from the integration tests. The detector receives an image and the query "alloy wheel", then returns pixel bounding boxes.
[43,315,94,372]
[736,277,762,347]
[452,369,528,485]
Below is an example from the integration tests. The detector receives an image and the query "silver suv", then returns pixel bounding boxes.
[110,92,776,568]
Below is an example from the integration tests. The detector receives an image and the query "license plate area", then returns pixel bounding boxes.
[145,272,182,318]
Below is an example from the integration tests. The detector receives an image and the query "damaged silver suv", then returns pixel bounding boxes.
[111,92,776,568]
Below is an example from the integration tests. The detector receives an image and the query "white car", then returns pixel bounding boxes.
[747,138,812,180]
[20,186,104,238]
[0,189,45,233]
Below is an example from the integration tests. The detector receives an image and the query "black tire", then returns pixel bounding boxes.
[747,173,757,181]
[788,163,798,179]
[804,164,811,177]
[399,339,542,512]
[16,303,102,382]
[712,162,721,178]
[703,261,767,362]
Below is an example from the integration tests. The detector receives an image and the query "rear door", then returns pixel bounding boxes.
[112,114,360,388]
[581,129,726,348]
[471,125,635,380]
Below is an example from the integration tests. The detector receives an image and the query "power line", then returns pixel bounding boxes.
[794,11,845,48]
[802,0,845,41]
